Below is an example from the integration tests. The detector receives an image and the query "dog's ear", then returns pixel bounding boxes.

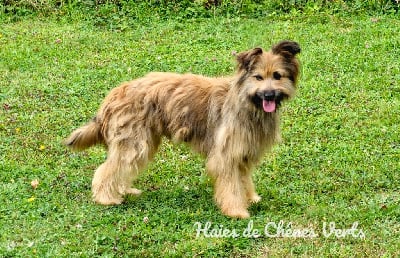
[236,47,263,71]
[272,41,301,58]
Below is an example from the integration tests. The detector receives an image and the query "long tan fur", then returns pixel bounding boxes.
[66,40,301,218]
[65,119,102,150]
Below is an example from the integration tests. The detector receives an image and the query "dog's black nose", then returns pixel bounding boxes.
[263,91,276,101]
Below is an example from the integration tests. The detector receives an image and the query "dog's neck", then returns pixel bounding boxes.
[221,91,281,150]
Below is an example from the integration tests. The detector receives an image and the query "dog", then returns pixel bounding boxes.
[65,40,301,218]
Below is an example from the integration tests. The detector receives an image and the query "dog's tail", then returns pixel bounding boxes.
[65,118,103,151]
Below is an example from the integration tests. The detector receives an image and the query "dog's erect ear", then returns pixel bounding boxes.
[272,41,301,58]
[236,47,263,71]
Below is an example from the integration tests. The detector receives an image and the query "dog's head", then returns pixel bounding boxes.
[236,41,301,113]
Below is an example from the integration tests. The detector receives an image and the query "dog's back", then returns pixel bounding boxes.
[66,72,230,154]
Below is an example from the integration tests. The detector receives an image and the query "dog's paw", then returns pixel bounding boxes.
[249,194,262,204]
[223,208,250,219]
[125,188,142,196]
[93,191,123,205]
[93,196,123,205]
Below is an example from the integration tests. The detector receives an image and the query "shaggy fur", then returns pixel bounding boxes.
[65,40,301,218]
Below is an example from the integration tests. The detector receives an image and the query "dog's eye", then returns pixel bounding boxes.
[273,72,282,80]
[254,75,263,81]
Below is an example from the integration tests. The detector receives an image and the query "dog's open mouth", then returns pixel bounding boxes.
[262,99,276,113]
[253,90,287,113]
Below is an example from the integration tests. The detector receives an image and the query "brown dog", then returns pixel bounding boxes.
[65,40,301,218]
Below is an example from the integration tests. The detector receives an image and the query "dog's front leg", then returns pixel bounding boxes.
[241,171,262,204]
[206,157,250,219]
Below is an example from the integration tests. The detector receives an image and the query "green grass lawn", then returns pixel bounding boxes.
[0,13,399,257]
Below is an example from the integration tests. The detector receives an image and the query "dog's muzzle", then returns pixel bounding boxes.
[253,90,287,113]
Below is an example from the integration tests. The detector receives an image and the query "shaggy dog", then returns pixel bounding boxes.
[65,40,301,218]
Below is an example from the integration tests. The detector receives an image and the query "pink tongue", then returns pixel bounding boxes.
[263,100,276,113]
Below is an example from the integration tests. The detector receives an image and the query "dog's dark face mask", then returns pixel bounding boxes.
[235,41,301,113]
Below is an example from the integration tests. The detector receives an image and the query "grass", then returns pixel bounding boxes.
[0,11,399,257]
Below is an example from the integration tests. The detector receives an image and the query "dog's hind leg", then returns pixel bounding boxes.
[92,133,160,205]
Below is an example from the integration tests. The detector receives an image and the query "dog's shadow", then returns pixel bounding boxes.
[120,181,218,216]
[117,183,281,219]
